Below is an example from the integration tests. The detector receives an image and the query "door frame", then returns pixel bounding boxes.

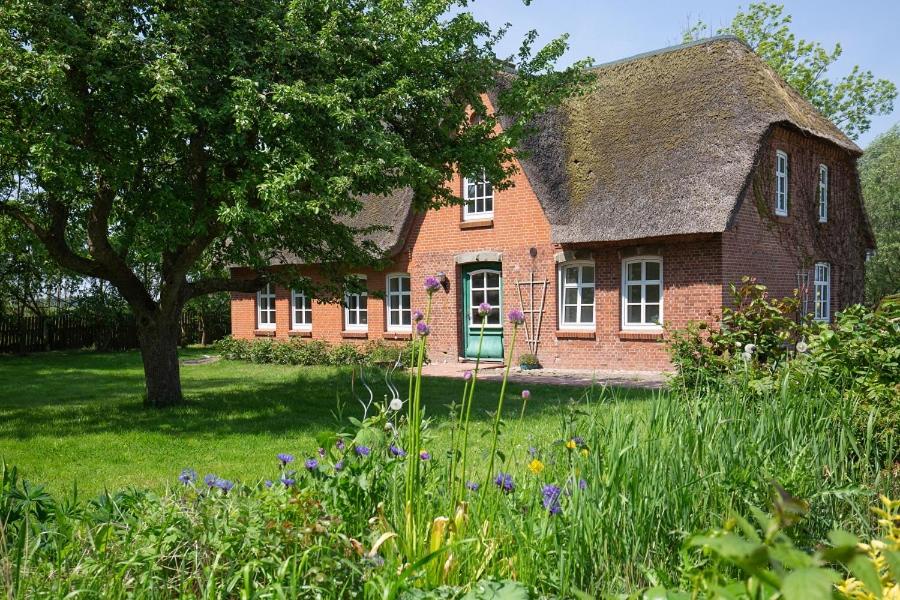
[460,262,503,360]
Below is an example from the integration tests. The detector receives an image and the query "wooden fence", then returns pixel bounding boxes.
[0,312,229,354]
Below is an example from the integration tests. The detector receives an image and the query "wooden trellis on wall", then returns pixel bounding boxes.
[515,271,549,355]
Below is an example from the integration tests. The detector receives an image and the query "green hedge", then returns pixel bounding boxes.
[213,335,423,368]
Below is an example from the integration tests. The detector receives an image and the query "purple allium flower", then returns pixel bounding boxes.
[521,390,531,399]
[419,450,431,461]
[424,276,441,294]
[477,302,492,317]
[336,438,346,451]
[178,468,197,485]
[317,447,326,458]
[463,370,473,381]
[334,460,345,471]
[305,458,319,471]
[355,445,371,457]
[277,453,294,466]
[508,309,525,325]
[204,474,218,488]
[281,477,295,487]
[542,484,562,514]
[466,481,480,492]
[389,444,407,458]
[412,309,425,322]
[494,472,515,493]
[416,322,431,336]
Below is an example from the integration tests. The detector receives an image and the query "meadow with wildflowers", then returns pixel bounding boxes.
[1,275,898,597]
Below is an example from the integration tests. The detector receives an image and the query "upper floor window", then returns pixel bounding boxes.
[559,262,595,329]
[814,262,831,322]
[257,283,276,330]
[344,276,368,331]
[622,257,663,330]
[386,273,411,331]
[818,164,828,223]
[463,172,493,221]
[291,289,312,331]
[775,150,789,216]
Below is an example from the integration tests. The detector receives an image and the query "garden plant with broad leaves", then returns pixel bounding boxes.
[0,0,591,407]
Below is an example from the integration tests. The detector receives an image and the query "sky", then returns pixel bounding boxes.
[466,0,900,148]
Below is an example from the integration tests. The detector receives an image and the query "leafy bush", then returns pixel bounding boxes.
[213,336,423,368]
[517,352,540,367]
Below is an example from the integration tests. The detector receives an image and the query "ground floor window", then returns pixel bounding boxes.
[386,273,411,330]
[291,290,312,330]
[814,262,831,322]
[559,261,595,329]
[257,283,276,330]
[622,257,663,330]
[344,276,368,330]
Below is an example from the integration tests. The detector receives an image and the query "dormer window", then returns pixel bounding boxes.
[775,150,788,216]
[818,164,828,223]
[463,172,493,221]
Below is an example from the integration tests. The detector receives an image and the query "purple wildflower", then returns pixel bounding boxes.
[419,450,431,461]
[264,480,273,488]
[424,276,441,294]
[542,484,562,514]
[494,472,515,493]
[355,445,371,457]
[412,309,425,322]
[578,478,587,490]
[466,481,480,492]
[204,474,218,488]
[215,479,234,493]
[573,436,585,447]
[528,446,538,457]
[416,322,431,336]
[334,460,345,471]
[277,453,294,466]
[477,302,492,317]
[317,447,326,458]
[463,370,473,381]
[305,458,319,471]
[508,309,525,325]
[336,438,346,451]
[521,390,531,399]
[178,468,197,485]
[390,444,407,458]
[281,476,295,487]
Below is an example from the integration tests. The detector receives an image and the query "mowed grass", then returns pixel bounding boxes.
[0,349,655,496]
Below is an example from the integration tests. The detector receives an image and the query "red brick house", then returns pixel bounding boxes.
[230,36,874,371]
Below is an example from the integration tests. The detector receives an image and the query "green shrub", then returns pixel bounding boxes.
[214,336,422,368]
[329,342,364,366]
[518,352,540,367]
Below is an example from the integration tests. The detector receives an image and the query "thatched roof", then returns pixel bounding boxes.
[515,35,860,244]
[338,188,416,253]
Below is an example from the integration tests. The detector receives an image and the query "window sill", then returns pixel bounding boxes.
[460,218,493,230]
[254,329,277,337]
[341,330,368,339]
[556,330,596,340]
[384,331,412,341]
[288,330,312,338]
[618,330,664,341]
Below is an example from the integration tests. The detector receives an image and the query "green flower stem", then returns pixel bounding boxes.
[457,315,487,502]
[484,323,519,490]
[448,377,470,502]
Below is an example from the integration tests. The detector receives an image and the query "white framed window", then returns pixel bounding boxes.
[558,262,595,329]
[818,164,828,223]
[344,276,368,331]
[775,150,788,216]
[386,273,411,331]
[468,269,502,327]
[814,262,831,322]
[463,172,494,221]
[622,257,663,330]
[256,283,276,330]
[291,290,312,331]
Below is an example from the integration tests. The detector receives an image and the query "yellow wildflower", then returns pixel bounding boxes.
[528,458,545,475]
[565,439,577,450]
[580,448,589,457]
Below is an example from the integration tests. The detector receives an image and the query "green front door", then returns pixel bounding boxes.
[462,263,503,359]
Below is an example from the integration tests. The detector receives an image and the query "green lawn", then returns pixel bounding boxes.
[0,349,655,496]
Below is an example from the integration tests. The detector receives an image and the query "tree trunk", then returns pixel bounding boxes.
[136,313,183,407]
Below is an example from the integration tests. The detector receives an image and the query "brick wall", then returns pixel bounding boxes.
[722,125,869,315]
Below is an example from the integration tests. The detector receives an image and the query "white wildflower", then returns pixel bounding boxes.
[744,343,757,355]
[389,397,403,411]
[741,351,753,362]
[795,340,809,354]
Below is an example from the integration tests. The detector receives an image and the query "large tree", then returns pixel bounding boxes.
[860,125,900,304]
[0,0,589,406]
[682,2,896,139]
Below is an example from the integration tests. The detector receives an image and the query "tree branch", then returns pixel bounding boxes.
[182,272,269,301]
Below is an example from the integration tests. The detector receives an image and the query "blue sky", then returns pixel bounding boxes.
[466,0,899,148]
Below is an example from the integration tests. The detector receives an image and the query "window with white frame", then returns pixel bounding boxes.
[775,150,789,216]
[559,262,595,329]
[386,273,411,331]
[344,276,368,331]
[257,283,276,329]
[814,262,831,322]
[468,269,501,326]
[463,172,494,220]
[622,258,663,330]
[818,164,828,223]
[291,289,312,330]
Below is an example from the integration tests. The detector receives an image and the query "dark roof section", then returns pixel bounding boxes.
[515,35,861,244]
